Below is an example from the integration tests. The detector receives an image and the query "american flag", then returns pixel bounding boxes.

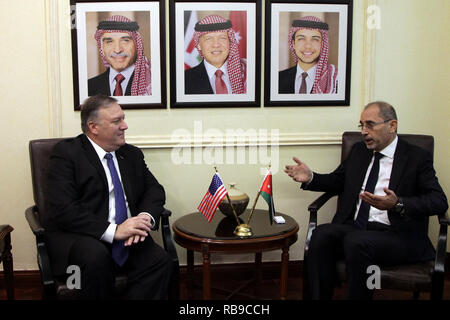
[198,173,228,222]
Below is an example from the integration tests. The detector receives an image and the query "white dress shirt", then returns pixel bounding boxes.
[353,136,398,225]
[109,64,135,96]
[294,64,317,94]
[203,59,232,94]
[86,137,154,243]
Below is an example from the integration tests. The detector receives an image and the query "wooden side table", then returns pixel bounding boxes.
[172,210,299,299]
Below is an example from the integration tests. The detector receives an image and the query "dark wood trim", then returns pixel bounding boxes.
[179,260,303,280]
[0,270,42,290]
[1,254,449,293]
[0,261,303,290]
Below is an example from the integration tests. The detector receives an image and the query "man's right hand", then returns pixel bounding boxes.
[284,156,313,183]
[114,215,152,241]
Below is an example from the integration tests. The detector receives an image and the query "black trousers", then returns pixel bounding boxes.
[305,222,408,300]
[67,234,173,299]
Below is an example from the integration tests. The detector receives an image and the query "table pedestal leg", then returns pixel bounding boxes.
[254,252,262,298]
[202,244,211,300]
[280,246,289,300]
[186,249,194,299]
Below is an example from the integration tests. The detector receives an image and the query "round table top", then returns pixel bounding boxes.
[172,209,298,241]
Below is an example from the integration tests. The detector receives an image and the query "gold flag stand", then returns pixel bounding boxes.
[217,163,271,238]
[215,167,252,237]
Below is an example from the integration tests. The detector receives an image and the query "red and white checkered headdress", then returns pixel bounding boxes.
[94,15,151,96]
[193,15,246,94]
[288,16,337,94]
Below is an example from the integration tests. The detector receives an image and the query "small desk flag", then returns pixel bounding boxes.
[259,170,275,225]
[198,173,228,222]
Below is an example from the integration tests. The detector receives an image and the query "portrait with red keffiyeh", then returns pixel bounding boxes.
[72,2,166,109]
[265,1,352,106]
[184,13,247,95]
[88,14,152,97]
[170,2,261,107]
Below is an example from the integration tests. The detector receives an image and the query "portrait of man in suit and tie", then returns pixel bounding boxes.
[88,14,152,97]
[184,14,247,95]
[278,15,338,94]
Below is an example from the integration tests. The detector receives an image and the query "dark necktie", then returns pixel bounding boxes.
[113,74,125,96]
[215,70,228,94]
[299,72,308,94]
[105,153,129,266]
[354,152,384,229]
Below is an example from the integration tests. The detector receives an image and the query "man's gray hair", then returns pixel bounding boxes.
[80,95,118,133]
[365,101,398,121]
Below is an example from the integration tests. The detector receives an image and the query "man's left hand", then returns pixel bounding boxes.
[125,235,146,246]
[124,213,153,247]
[360,188,398,210]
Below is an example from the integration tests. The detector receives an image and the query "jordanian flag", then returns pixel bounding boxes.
[259,171,275,225]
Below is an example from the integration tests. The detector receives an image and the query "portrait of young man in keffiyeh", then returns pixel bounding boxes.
[279,15,338,95]
[88,14,152,97]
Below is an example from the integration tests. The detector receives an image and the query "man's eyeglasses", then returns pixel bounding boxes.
[358,119,392,130]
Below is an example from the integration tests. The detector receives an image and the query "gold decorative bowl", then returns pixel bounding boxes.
[218,183,249,218]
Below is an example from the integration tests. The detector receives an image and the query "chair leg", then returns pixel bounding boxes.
[302,256,311,300]
[3,233,15,300]
[430,273,444,300]
[168,260,180,300]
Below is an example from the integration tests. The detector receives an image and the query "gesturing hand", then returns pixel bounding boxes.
[359,188,398,211]
[284,157,313,183]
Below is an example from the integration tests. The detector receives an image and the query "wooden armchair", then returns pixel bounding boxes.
[0,224,14,300]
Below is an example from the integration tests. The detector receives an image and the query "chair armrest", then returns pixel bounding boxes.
[25,206,45,238]
[305,192,338,255]
[0,225,13,242]
[434,211,448,274]
[431,211,448,299]
[160,209,179,263]
[438,211,449,226]
[308,192,337,213]
[160,209,180,300]
[24,205,56,297]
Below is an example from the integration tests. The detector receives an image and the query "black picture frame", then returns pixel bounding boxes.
[264,0,353,106]
[71,0,167,110]
[169,0,261,108]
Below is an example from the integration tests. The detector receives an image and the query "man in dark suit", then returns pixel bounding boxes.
[44,95,172,299]
[284,101,448,299]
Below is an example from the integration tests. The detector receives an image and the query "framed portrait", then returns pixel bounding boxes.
[264,0,353,106]
[169,0,261,108]
[71,0,166,110]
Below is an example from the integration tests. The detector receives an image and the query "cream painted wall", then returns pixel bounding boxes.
[0,1,51,270]
[0,0,447,271]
